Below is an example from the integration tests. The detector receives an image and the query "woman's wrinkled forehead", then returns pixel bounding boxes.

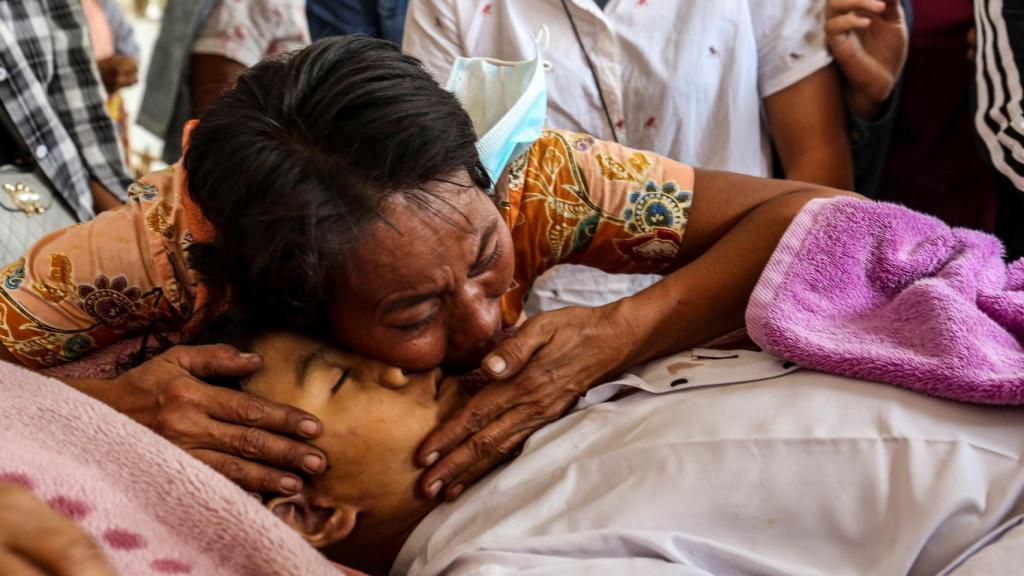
[341,184,497,292]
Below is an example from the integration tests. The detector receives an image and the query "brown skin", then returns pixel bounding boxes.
[826,0,909,120]
[189,54,247,118]
[0,482,116,575]
[764,65,854,190]
[242,333,467,576]
[95,54,138,94]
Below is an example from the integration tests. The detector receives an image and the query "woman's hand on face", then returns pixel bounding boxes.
[826,0,908,120]
[416,305,633,501]
[102,344,327,495]
[0,482,115,576]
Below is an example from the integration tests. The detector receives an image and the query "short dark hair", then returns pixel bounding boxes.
[184,36,490,334]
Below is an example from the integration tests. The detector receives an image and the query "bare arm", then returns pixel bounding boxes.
[764,65,855,190]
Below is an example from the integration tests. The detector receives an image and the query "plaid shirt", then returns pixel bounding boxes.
[0,0,131,221]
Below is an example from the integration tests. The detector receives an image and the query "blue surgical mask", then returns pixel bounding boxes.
[446,27,550,187]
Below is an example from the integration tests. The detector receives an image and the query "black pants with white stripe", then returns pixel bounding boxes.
[975,0,1024,260]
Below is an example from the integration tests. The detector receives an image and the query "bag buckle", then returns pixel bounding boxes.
[4,181,45,215]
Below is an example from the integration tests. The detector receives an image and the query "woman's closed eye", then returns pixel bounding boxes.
[469,236,502,278]
[394,310,437,333]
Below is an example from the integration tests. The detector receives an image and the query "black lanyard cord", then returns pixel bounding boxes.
[559,0,621,144]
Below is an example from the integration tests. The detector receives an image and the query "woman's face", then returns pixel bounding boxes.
[328,177,515,372]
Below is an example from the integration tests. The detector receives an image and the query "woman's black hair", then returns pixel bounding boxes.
[183,36,490,335]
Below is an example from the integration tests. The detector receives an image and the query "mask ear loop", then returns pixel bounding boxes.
[558,0,621,144]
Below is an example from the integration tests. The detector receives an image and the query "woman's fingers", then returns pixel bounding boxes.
[198,418,326,476]
[163,343,264,379]
[440,426,536,501]
[0,483,115,576]
[827,0,885,17]
[420,406,536,499]
[199,383,322,439]
[192,448,306,495]
[481,316,555,380]
[417,382,518,468]
[826,12,873,37]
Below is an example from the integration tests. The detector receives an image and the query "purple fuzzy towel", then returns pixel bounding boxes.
[746,198,1024,404]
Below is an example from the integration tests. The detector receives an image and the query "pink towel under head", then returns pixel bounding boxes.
[747,197,1024,404]
[0,360,360,575]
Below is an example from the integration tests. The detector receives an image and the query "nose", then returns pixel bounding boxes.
[446,287,502,365]
[379,366,411,389]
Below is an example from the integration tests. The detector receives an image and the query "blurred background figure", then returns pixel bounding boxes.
[0,0,130,226]
[874,0,997,233]
[974,0,1024,261]
[307,0,408,45]
[83,0,141,169]
[138,0,308,164]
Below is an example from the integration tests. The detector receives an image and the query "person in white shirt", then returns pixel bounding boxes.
[209,329,1024,576]
[403,0,855,313]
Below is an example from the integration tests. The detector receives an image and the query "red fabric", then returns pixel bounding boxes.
[877,0,996,231]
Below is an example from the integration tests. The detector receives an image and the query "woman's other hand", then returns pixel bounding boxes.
[0,482,115,575]
[416,305,633,501]
[74,344,327,495]
[826,0,909,120]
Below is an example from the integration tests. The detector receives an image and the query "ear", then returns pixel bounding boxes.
[266,492,359,548]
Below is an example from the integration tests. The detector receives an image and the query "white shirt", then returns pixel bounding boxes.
[192,0,309,68]
[403,0,833,312]
[403,0,832,176]
[392,351,1024,576]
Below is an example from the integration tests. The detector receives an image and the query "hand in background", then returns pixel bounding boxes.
[826,0,909,120]
[0,482,115,575]
[96,54,139,94]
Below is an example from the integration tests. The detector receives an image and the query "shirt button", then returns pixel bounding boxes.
[34,144,48,160]
[0,67,7,82]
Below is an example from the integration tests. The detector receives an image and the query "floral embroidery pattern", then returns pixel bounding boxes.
[615,181,693,262]
[78,275,142,325]
[2,259,25,291]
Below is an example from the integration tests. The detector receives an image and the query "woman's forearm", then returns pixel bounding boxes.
[611,185,863,370]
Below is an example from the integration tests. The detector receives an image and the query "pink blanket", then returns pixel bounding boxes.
[0,359,356,575]
[747,197,1024,404]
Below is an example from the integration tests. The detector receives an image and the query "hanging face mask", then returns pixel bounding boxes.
[446,27,550,188]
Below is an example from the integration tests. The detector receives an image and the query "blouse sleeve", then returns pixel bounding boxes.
[0,166,194,368]
[499,129,695,323]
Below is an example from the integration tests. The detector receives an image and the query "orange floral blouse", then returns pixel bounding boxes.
[0,130,695,368]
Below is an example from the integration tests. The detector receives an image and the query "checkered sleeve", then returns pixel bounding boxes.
[46,0,132,201]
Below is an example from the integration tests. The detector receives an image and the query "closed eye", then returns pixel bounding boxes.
[331,370,350,395]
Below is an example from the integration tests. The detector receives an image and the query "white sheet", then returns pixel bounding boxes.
[393,352,1024,576]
